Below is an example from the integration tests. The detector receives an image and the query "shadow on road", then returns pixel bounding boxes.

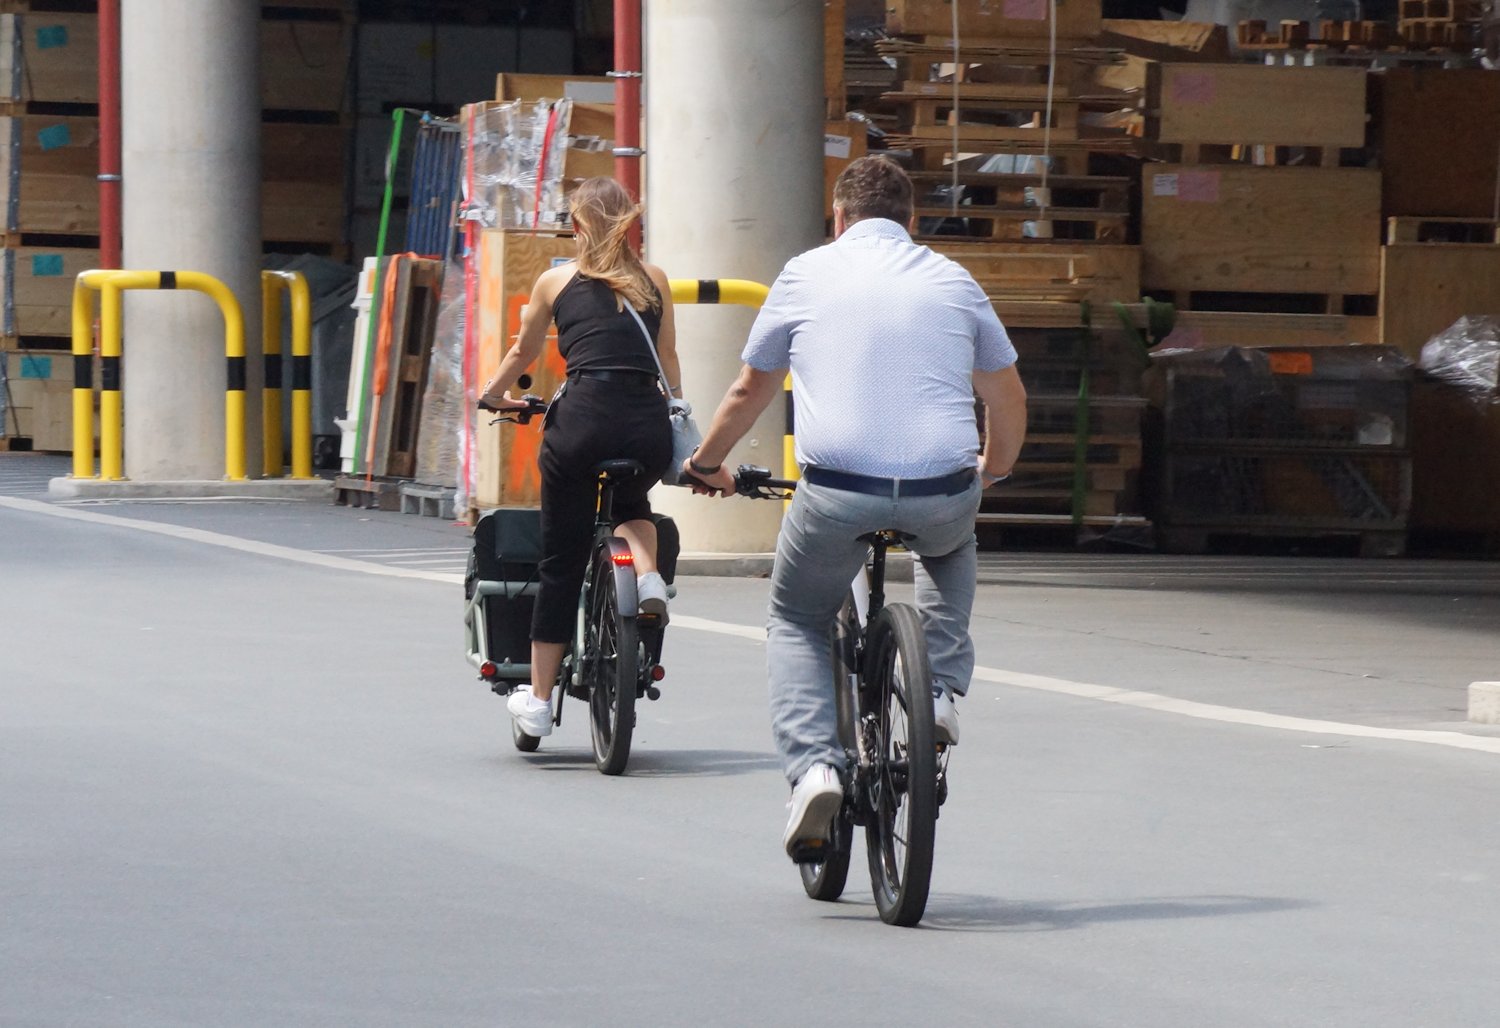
[616,749,781,778]
[501,748,780,778]
[914,893,1314,933]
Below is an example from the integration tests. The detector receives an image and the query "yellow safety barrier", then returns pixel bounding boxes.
[666,278,797,482]
[260,271,315,479]
[71,269,248,481]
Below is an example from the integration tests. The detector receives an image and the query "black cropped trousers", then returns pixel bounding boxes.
[531,374,672,643]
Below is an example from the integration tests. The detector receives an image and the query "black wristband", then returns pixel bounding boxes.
[688,455,721,476]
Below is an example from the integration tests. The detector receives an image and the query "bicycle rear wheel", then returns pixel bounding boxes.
[862,603,937,926]
[587,549,638,776]
[800,592,861,902]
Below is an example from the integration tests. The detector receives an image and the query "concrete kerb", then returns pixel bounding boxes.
[1469,682,1500,725]
[47,477,334,501]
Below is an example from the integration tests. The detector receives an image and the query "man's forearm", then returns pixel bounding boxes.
[974,364,1027,476]
[694,367,783,468]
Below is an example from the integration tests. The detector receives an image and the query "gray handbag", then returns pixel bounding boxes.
[625,302,701,485]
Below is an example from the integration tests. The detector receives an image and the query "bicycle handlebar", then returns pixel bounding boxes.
[478,394,548,425]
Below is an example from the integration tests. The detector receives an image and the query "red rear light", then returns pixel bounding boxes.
[651,665,666,681]
[612,551,634,565]
[479,661,497,678]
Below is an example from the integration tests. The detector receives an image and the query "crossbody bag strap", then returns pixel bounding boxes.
[623,301,673,397]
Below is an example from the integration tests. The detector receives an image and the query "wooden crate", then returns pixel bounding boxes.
[0,13,348,110]
[0,13,95,103]
[0,115,346,241]
[496,72,614,103]
[1372,68,1500,219]
[471,229,576,511]
[1,245,97,337]
[1379,243,1500,358]
[1141,165,1381,298]
[261,17,350,112]
[886,0,1102,42]
[1146,63,1367,150]
[1,348,74,450]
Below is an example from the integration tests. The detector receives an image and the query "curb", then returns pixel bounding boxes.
[47,477,334,501]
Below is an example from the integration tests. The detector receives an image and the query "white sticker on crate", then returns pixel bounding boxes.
[824,134,852,160]
[1153,173,1179,197]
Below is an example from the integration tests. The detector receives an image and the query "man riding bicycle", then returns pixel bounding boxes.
[684,155,1028,859]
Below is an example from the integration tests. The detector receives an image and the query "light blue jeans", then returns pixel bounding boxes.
[766,477,983,786]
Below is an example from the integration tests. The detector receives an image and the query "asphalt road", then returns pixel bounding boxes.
[4,460,1500,1026]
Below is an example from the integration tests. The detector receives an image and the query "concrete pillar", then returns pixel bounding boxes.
[121,0,261,480]
[644,0,824,552]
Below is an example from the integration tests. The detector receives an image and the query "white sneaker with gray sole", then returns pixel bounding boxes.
[782,763,844,861]
[506,686,553,737]
[933,688,960,746]
[636,571,669,623]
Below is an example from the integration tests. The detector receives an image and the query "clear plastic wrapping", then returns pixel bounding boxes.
[415,258,466,489]
[1418,315,1500,405]
[461,99,574,231]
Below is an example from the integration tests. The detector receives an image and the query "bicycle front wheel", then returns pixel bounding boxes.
[587,549,638,776]
[862,603,937,926]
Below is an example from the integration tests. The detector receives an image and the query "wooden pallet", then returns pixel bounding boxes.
[912,169,1130,242]
[333,474,403,511]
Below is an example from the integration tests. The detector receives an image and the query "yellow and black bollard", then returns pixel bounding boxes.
[70,269,248,481]
[261,271,315,479]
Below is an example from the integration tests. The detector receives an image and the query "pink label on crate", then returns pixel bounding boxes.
[1003,0,1049,21]
[1169,70,1217,105]
[1177,170,1220,203]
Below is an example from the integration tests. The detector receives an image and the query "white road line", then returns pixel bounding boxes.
[6,492,1497,757]
[0,495,460,586]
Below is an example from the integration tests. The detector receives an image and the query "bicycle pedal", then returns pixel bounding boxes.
[788,838,831,864]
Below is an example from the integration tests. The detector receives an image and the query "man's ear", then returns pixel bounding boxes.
[832,205,846,238]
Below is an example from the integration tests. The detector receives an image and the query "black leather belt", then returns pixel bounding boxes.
[802,465,976,498]
[569,369,656,385]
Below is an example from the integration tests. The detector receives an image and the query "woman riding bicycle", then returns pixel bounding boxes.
[478,176,680,741]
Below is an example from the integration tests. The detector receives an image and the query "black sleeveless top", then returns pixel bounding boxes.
[552,272,663,377]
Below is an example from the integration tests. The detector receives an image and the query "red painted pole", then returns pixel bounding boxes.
[612,0,643,249]
[98,0,122,269]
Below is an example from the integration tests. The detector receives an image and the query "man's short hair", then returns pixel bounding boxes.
[832,155,913,227]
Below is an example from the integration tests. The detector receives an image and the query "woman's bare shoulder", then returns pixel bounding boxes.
[534,260,579,300]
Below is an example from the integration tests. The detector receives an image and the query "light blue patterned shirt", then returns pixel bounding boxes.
[741,218,1017,478]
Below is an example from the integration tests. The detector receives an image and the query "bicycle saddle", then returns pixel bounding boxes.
[595,459,644,480]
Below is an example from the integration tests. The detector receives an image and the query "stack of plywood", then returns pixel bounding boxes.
[1140,63,1381,348]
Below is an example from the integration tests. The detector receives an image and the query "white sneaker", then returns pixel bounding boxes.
[506,686,552,737]
[782,763,844,861]
[637,571,669,623]
[933,688,960,746]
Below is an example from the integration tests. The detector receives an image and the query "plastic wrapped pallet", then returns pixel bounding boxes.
[1418,316,1500,405]
[415,258,467,489]
[461,98,574,232]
